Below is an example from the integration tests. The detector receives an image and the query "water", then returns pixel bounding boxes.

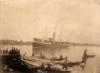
[0,45,99,73]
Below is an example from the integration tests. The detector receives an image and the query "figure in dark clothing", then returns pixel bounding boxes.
[40,63,45,71]
[46,63,52,71]
[62,63,68,70]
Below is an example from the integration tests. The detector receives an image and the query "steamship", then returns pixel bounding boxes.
[32,25,70,57]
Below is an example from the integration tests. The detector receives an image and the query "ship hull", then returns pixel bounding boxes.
[32,42,69,58]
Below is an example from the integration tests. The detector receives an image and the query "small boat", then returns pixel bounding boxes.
[1,48,39,73]
[1,48,71,73]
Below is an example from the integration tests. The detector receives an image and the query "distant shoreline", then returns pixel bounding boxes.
[0,44,32,45]
[0,39,32,45]
[0,39,99,47]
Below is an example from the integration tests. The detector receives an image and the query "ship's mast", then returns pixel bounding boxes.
[43,24,49,39]
[52,32,56,40]
[52,24,57,40]
[56,18,65,41]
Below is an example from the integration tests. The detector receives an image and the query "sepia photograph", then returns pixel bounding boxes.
[0,0,99,73]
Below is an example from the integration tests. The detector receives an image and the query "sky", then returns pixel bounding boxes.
[0,0,100,43]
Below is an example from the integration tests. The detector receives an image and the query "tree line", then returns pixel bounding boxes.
[0,39,32,45]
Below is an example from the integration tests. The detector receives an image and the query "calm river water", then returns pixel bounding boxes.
[0,45,99,73]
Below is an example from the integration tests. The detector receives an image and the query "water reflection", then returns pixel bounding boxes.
[0,45,99,73]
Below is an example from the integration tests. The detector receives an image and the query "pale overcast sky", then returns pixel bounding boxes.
[0,0,100,43]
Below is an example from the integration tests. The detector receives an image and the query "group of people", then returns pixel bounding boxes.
[0,48,9,55]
